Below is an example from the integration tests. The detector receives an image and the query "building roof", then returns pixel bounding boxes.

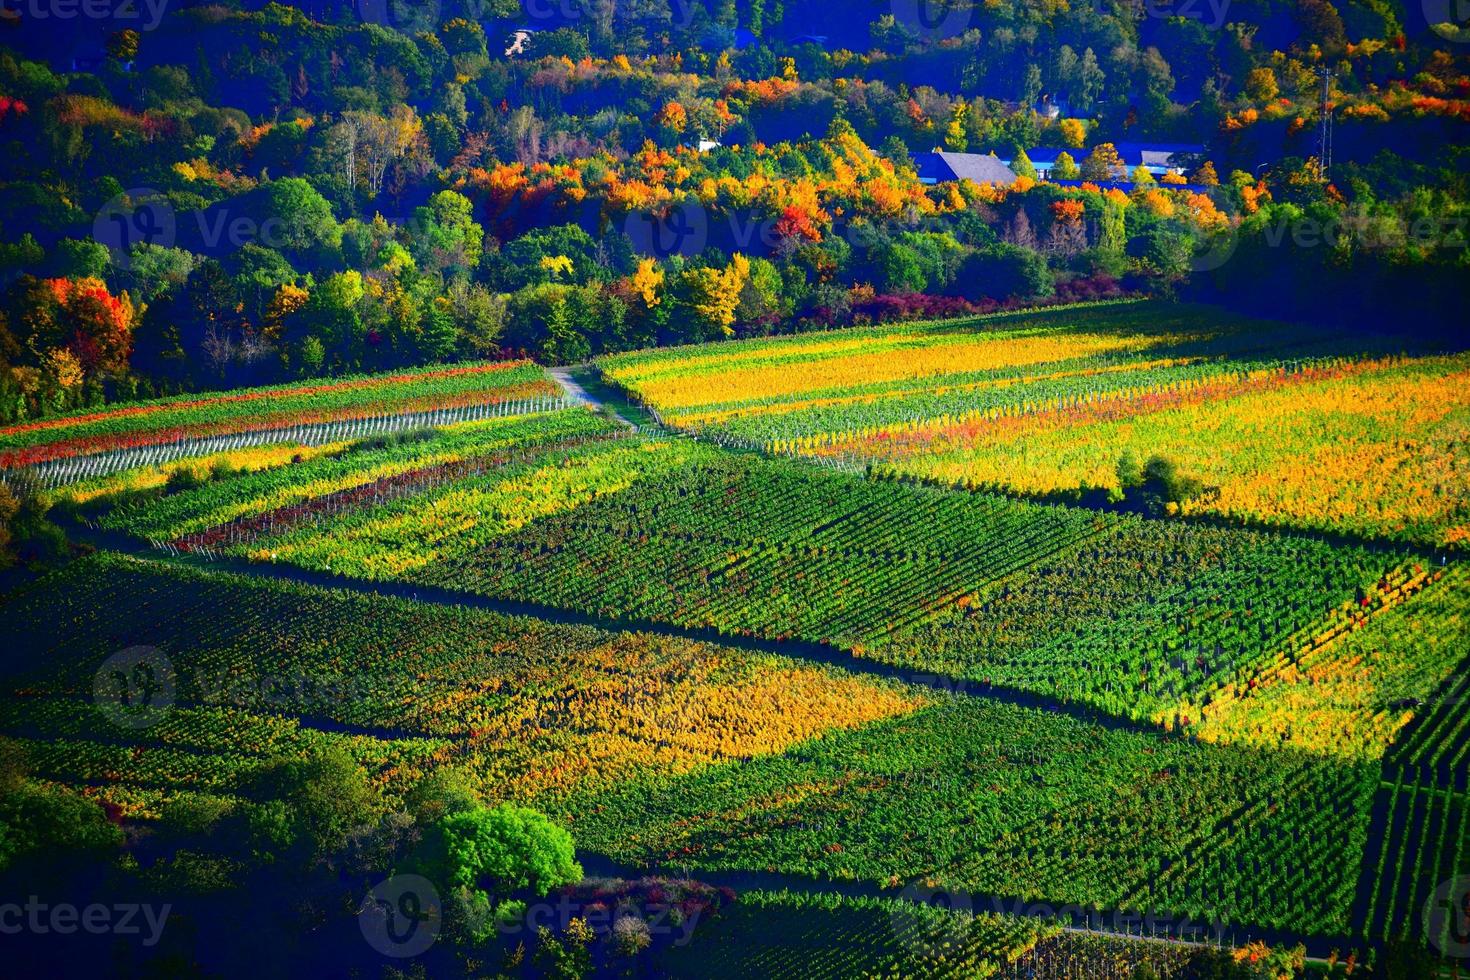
[911,152,1018,186]
[1022,142,1205,172]
[1047,178,1216,195]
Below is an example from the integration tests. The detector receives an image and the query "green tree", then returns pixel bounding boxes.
[410,191,483,279]
[123,243,197,303]
[871,241,926,293]
[1011,148,1038,181]
[423,803,581,898]
[0,741,122,872]
[1020,63,1043,108]
[50,238,111,279]
[246,743,380,858]
[955,243,1052,302]
[1075,48,1105,111]
[257,178,342,264]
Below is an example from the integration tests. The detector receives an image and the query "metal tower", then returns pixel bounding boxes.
[1316,67,1334,179]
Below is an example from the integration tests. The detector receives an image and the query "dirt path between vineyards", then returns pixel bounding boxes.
[547,366,600,409]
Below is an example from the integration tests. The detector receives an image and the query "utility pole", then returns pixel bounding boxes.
[1315,67,1334,180]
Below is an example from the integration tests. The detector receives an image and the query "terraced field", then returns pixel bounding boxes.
[600,301,1470,549]
[8,309,1470,974]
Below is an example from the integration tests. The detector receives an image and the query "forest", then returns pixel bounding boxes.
[0,0,1465,423]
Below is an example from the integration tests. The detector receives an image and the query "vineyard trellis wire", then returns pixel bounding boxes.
[0,394,575,490]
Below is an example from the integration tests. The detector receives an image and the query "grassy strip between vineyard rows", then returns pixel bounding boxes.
[1356,775,1470,945]
[46,439,355,506]
[0,360,557,467]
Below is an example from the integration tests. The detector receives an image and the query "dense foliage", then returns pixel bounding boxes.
[0,0,1465,419]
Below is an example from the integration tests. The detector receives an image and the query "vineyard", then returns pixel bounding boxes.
[565,697,1379,936]
[5,302,1470,974]
[1185,566,1470,760]
[1356,773,1470,946]
[1,554,927,816]
[93,408,618,543]
[0,359,558,470]
[597,302,1345,440]
[598,302,1470,549]
[657,889,1057,979]
[194,439,1410,725]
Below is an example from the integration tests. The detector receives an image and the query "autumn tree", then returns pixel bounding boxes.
[1081,143,1123,180]
[1057,118,1086,149]
[627,258,665,308]
[15,277,135,381]
[680,254,749,339]
[1244,67,1279,102]
[1191,161,1220,186]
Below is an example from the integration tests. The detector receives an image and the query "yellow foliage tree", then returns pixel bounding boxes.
[682,254,749,338]
[1080,143,1123,180]
[629,258,664,308]
[1057,118,1087,148]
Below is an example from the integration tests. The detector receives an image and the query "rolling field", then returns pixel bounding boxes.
[600,301,1470,549]
[2,553,929,816]
[157,437,1410,725]
[7,309,1470,973]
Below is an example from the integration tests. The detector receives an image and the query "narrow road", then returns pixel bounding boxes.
[547,366,600,409]
[549,365,660,429]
